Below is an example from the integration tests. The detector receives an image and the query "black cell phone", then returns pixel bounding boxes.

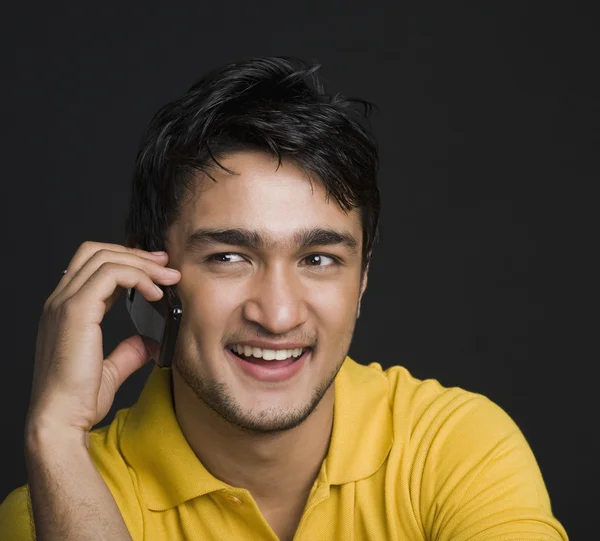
[125,284,183,368]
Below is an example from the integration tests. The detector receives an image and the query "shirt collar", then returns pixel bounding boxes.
[120,356,393,511]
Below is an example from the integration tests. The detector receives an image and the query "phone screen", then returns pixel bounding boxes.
[125,285,183,367]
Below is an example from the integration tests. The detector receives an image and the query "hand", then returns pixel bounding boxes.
[26,242,181,441]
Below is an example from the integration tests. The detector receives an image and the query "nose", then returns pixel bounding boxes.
[242,263,308,335]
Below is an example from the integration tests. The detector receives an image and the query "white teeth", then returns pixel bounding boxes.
[229,345,306,361]
[275,350,288,360]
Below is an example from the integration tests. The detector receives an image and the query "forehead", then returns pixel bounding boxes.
[175,151,362,245]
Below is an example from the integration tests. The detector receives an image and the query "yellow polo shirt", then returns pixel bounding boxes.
[1,357,568,540]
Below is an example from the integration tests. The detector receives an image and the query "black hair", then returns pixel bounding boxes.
[125,56,380,271]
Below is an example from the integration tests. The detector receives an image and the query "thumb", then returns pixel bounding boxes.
[103,335,153,394]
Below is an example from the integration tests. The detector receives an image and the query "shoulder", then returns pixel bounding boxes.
[364,361,542,498]
[369,362,566,538]
[0,486,34,540]
[347,360,509,461]
[368,360,509,437]
[0,407,143,540]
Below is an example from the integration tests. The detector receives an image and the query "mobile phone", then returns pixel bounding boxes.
[125,284,183,368]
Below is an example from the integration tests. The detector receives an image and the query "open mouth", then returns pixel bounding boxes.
[226,345,308,364]
[225,345,311,381]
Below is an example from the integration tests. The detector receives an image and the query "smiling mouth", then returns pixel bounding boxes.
[226,345,309,363]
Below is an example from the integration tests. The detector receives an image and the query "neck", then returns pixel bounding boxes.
[172,371,334,506]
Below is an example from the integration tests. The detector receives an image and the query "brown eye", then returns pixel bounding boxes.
[304,254,336,267]
[209,253,245,263]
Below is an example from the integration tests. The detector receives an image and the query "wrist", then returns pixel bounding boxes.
[25,418,89,456]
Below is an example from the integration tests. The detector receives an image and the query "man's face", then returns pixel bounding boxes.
[166,151,367,434]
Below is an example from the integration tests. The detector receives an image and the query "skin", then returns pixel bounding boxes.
[163,151,368,529]
[26,245,181,540]
[20,150,367,541]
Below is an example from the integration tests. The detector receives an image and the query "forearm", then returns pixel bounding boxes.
[24,425,132,541]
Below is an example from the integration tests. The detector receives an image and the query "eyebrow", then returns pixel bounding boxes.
[185,227,359,255]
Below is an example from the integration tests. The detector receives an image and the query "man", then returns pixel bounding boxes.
[0,56,568,540]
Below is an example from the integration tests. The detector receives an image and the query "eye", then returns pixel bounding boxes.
[208,253,246,264]
[302,254,337,267]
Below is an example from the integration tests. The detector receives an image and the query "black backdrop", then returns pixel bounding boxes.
[1,2,596,537]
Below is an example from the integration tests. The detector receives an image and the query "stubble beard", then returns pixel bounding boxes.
[173,326,356,436]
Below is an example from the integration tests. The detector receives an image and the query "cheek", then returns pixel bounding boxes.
[306,279,360,328]
[178,275,242,342]
[178,266,361,340]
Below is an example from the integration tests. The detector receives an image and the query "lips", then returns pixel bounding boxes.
[235,351,297,368]
[227,344,307,362]
[225,346,310,382]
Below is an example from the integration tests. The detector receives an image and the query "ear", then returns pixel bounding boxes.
[357,263,370,319]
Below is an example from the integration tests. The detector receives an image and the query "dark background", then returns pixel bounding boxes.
[1,2,596,537]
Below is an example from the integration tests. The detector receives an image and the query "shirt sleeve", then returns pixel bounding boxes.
[0,486,35,541]
[418,392,569,540]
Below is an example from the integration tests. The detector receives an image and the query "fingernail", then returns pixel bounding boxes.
[151,251,167,255]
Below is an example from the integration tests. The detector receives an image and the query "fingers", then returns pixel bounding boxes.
[102,335,152,395]
[52,241,168,300]
[54,250,179,309]
[47,242,178,309]
[29,242,180,433]
[93,335,155,422]
[52,261,180,325]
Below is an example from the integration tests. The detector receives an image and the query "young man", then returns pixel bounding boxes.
[0,57,568,540]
